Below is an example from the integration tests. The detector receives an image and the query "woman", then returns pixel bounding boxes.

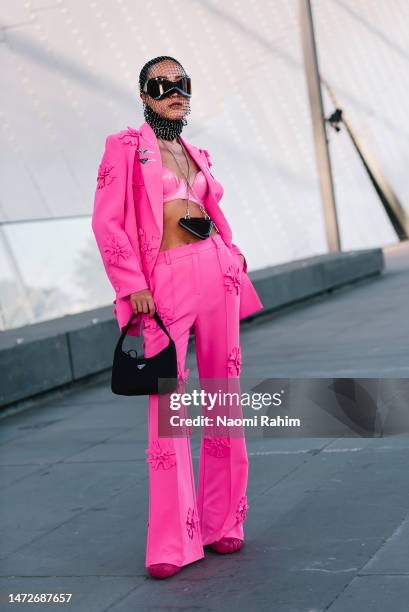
[92,56,264,579]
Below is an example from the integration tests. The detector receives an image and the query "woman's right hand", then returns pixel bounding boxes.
[130,288,156,317]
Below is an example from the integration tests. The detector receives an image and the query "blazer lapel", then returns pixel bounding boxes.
[138,122,163,236]
[178,135,216,200]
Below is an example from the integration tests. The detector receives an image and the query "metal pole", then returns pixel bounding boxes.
[323,80,409,240]
[299,0,341,251]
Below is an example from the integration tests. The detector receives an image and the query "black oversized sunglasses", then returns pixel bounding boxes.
[142,76,192,100]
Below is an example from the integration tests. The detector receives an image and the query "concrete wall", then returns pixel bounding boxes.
[0,247,384,409]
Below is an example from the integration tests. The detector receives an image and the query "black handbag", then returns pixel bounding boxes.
[111,311,178,396]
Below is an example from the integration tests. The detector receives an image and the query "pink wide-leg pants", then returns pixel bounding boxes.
[141,233,249,568]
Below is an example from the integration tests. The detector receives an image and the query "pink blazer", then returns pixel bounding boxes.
[91,121,264,336]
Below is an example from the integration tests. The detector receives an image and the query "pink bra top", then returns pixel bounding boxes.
[162,165,208,206]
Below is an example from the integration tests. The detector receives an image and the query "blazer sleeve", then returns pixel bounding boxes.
[91,135,149,298]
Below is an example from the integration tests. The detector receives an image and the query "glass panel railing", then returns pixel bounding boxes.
[0,217,114,331]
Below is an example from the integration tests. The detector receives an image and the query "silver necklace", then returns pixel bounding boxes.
[160,138,210,220]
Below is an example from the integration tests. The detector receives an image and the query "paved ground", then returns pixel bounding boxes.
[1,241,409,612]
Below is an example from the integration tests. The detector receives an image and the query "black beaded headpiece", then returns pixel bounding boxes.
[139,55,191,141]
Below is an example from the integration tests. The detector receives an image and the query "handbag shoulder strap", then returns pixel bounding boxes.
[120,311,172,342]
[152,311,172,339]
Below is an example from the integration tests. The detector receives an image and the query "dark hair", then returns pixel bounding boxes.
[138,55,186,92]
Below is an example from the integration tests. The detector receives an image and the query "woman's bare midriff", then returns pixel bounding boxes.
[159,198,219,252]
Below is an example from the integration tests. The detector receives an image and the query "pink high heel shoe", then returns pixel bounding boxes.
[147,563,181,579]
[210,537,243,554]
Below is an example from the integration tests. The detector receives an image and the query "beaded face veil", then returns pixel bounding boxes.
[139,56,192,141]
